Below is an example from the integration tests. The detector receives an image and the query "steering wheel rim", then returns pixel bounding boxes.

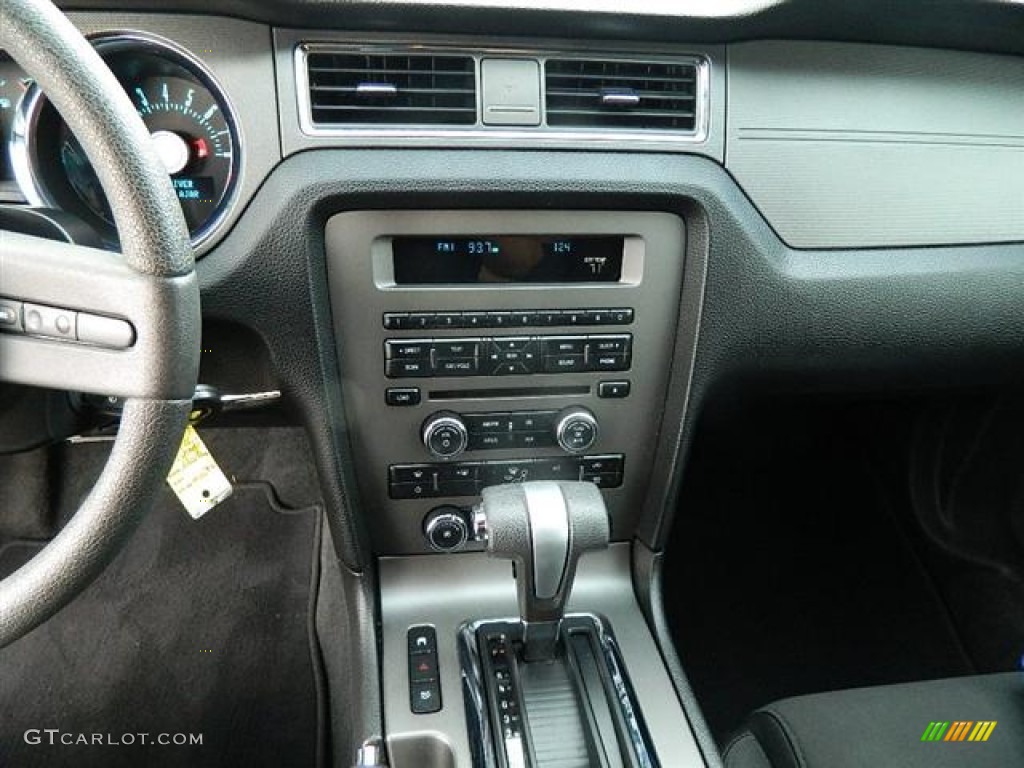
[0,0,199,647]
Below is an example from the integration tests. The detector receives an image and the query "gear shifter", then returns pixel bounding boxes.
[474,480,610,661]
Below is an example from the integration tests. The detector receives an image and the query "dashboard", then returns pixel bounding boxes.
[1,2,1023,561]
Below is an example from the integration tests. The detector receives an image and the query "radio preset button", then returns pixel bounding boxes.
[383,312,410,330]
[608,308,635,324]
[487,311,513,328]
[408,313,437,330]
[434,312,462,329]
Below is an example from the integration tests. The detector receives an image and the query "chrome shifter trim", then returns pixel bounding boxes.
[522,482,569,600]
[457,614,660,768]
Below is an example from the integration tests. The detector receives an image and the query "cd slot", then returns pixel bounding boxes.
[430,385,589,401]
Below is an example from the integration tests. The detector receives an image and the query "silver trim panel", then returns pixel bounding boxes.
[523,481,570,600]
[293,41,711,147]
[379,544,706,767]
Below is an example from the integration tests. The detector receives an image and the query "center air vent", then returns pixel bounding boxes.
[544,58,700,132]
[306,51,476,126]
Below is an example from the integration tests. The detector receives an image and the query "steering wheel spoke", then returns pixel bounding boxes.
[0,231,198,399]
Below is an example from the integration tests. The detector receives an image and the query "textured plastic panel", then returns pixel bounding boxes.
[727,41,1024,248]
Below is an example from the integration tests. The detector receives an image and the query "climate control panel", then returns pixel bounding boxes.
[389,455,624,500]
[419,406,600,459]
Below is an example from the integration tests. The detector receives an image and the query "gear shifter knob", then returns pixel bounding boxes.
[475,480,610,660]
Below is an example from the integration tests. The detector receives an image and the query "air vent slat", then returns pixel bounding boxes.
[546,89,695,101]
[545,58,699,133]
[306,51,477,127]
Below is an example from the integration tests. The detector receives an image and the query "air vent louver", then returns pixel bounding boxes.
[545,59,699,132]
[306,52,476,126]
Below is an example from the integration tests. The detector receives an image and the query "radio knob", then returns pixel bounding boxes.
[554,406,599,454]
[421,411,469,459]
[423,506,471,552]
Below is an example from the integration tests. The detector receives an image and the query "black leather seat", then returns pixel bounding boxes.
[723,673,1024,768]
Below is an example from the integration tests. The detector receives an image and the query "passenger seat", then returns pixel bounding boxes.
[723,673,1023,767]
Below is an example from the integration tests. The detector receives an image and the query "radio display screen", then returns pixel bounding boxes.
[391,235,625,284]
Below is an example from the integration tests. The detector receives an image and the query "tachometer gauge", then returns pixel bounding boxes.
[11,33,241,251]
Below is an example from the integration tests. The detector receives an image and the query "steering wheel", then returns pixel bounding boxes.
[0,0,199,647]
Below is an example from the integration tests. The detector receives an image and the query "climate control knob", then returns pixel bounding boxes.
[423,506,471,552]
[421,411,469,459]
[554,406,599,453]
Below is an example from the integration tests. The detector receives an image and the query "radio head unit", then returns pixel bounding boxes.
[325,210,685,555]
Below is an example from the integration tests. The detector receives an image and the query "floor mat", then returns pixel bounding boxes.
[663,402,975,746]
[0,482,323,768]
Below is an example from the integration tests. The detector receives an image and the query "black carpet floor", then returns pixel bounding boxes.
[0,469,323,767]
[663,401,977,746]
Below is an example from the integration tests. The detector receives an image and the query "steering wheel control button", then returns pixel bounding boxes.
[424,506,471,552]
[422,411,470,459]
[598,380,631,399]
[407,626,442,714]
[77,313,135,349]
[555,406,600,453]
[0,299,24,332]
[23,303,77,341]
[386,387,421,407]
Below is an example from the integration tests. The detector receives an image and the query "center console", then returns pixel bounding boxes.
[326,210,702,768]
[325,210,685,554]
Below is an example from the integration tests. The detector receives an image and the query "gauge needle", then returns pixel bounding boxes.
[150,129,190,175]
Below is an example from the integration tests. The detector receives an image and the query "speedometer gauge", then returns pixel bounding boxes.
[11,33,241,251]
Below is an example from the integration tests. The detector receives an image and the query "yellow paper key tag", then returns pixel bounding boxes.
[166,425,233,519]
